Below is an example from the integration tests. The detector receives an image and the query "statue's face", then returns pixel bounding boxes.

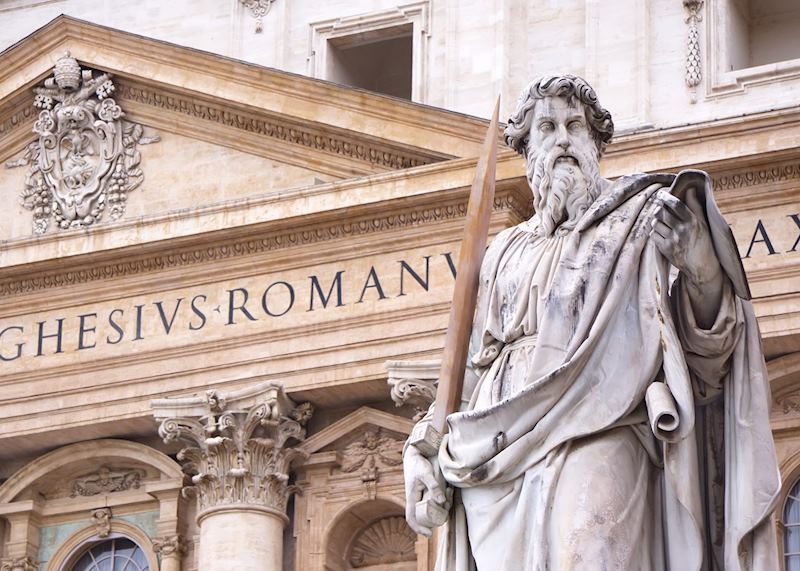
[528,96,597,173]
[524,95,602,236]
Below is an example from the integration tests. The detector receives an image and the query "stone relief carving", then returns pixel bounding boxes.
[0,557,37,571]
[155,383,313,515]
[348,516,416,568]
[240,0,276,33]
[386,359,439,420]
[90,507,112,538]
[4,52,159,234]
[683,0,704,102]
[70,466,145,497]
[152,535,188,559]
[340,429,404,499]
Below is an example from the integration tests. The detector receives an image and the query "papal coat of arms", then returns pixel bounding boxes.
[5,52,159,234]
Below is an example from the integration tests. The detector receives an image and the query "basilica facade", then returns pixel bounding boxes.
[0,1,799,570]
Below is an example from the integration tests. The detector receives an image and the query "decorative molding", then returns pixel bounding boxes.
[0,557,37,571]
[70,466,145,497]
[4,52,159,234]
[711,162,800,192]
[152,535,188,559]
[0,188,530,297]
[340,428,404,499]
[683,0,704,103]
[348,516,416,568]
[386,359,439,420]
[90,507,112,538]
[240,0,276,33]
[776,394,800,416]
[114,80,440,172]
[153,382,313,517]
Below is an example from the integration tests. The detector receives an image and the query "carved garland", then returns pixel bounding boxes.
[4,53,159,234]
[683,0,704,103]
[0,190,531,297]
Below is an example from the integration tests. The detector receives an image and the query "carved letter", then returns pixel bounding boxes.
[262,281,295,317]
[133,304,145,341]
[107,309,124,344]
[787,214,800,253]
[77,312,97,350]
[0,326,25,361]
[398,256,431,296]
[154,298,183,334]
[190,295,208,331]
[36,318,64,356]
[308,271,345,311]
[227,288,258,324]
[358,267,387,303]
[743,220,777,258]
[442,252,458,278]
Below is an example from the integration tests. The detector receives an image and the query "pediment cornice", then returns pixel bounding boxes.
[0,15,490,173]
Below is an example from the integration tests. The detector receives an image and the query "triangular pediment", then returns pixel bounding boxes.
[300,407,414,455]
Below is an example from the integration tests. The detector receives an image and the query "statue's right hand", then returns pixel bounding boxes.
[404,444,448,537]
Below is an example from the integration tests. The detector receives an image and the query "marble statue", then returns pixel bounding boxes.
[403,75,780,570]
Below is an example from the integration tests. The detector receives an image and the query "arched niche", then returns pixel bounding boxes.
[324,497,416,571]
[0,439,182,503]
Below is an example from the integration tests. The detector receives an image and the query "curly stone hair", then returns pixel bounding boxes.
[504,74,614,158]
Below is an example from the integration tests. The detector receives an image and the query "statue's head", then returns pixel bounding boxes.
[504,75,614,236]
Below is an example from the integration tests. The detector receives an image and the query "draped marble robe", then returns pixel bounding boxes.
[432,172,780,571]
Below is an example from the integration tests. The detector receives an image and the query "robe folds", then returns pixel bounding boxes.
[432,172,780,571]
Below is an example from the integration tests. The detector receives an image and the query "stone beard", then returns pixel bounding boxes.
[526,136,602,237]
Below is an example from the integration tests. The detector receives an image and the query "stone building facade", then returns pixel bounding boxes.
[0,1,799,570]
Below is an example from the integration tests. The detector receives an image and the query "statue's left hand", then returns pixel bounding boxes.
[650,187,725,327]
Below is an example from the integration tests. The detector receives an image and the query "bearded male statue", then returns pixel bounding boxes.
[403,75,780,570]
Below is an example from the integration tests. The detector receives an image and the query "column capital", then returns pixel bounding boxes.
[0,557,38,571]
[152,382,313,517]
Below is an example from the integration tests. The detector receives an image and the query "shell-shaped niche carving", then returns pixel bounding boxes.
[348,516,416,568]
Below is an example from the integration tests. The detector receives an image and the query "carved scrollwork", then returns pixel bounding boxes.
[4,52,159,234]
[240,0,276,33]
[152,535,188,559]
[156,383,313,515]
[386,359,440,420]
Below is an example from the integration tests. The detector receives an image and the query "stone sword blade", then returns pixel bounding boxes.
[409,97,500,459]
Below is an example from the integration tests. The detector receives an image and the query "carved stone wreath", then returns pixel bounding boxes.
[5,52,159,234]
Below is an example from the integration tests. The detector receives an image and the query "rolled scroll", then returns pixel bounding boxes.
[645,381,680,442]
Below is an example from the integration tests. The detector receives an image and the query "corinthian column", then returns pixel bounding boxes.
[152,383,313,571]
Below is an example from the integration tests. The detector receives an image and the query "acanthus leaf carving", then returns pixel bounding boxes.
[156,383,313,515]
[4,52,159,234]
[386,359,440,420]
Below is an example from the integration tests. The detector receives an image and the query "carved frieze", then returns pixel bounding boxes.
[70,466,145,497]
[4,52,159,234]
[90,507,112,538]
[348,516,416,568]
[154,383,313,516]
[0,188,531,297]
